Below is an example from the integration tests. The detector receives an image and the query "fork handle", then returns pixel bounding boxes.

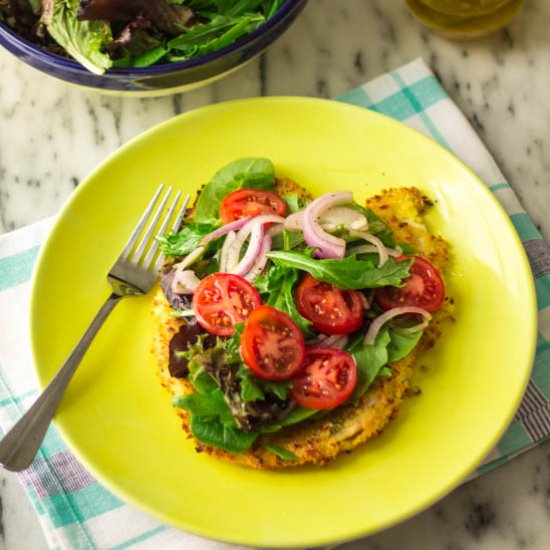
[0,293,122,472]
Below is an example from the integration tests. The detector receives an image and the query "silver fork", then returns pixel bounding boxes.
[0,185,189,472]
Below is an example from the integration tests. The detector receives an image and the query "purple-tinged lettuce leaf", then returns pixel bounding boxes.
[77,0,194,35]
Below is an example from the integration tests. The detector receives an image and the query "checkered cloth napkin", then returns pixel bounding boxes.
[1,58,549,549]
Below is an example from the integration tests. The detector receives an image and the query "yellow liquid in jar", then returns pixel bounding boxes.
[406,0,526,38]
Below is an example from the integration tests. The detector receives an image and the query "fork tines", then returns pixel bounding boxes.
[121,184,189,272]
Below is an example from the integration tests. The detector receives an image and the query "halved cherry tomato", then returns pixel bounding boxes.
[296,275,364,335]
[240,305,305,381]
[220,188,287,224]
[376,255,445,313]
[290,347,357,410]
[192,273,261,336]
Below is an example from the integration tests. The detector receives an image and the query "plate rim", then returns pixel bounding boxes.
[29,96,538,547]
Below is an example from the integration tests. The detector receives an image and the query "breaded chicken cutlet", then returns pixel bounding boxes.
[151,177,452,469]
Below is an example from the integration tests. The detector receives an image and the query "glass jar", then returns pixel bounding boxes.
[406,0,526,39]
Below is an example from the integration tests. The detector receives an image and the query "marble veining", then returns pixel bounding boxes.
[1,0,550,548]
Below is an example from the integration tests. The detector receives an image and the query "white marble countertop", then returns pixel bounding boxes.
[1,1,550,549]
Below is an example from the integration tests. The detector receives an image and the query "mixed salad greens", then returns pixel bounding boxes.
[157,158,446,457]
[0,1,286,74]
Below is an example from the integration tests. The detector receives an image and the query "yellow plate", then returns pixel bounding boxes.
[30,97,537,547]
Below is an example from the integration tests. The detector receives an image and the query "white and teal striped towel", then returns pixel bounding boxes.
[1,58,549,549]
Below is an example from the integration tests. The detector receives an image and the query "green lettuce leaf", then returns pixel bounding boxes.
[348,326,423,400]
[189,415,258,454]
[194,158,276,225]
[173,388,235,426]
[174,387,259,454]
[44,0,112,74]
[349,328,391,400]
[387,328,423,362]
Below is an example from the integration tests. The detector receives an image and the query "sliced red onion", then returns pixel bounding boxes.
[331,335,350,350]
[200,216,252,245]
[285,206,367,235]
[229,215,284,277]
[364,307,432,346]
[232,223,264,276]
[219,230,237,272]
[244,234,272,282]
[171,269,201,295]
[350,230,388,267]
[303,191,353,259]
[309,333,350,349]
[268,224,284,237]
[395,316,432,334]
[242,214,285,227]
[325,334,349,349]
[346,244,377,255]
[223,239,241,273]
[284,211,304,231]
[320,207,368,232]
[170,245,205,295]
[346,243,403,259]
[174,245,204,273]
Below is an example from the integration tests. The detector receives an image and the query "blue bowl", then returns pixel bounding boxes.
[0,1,307,95]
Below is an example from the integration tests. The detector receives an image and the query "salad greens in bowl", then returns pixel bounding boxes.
[0,0,307,94]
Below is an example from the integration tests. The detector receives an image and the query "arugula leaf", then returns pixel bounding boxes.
[157,222,217,257]
[264,443,299,461]
[264,0,285,18]
[267,251,413,290]
[167,14,263,54]
[197,14,264,54]
[253,264,314,338]
[190,415,258,454]
[132,45,168,68]
[271,230,306,252]
[194,158,276,224]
